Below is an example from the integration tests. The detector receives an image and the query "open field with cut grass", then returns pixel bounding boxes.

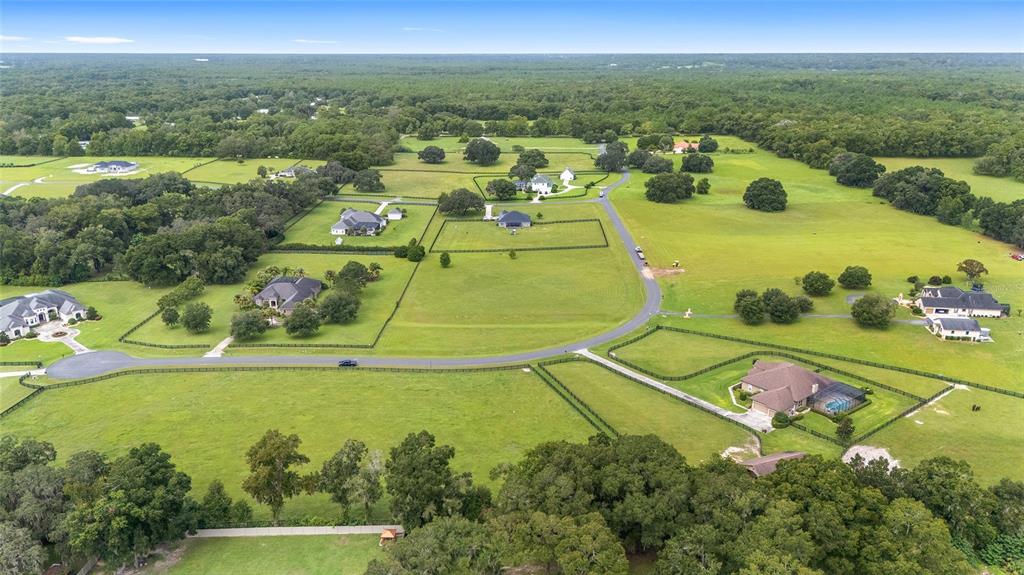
[131,252,416,349]
[759,426,844,458]
[867,387,1024,485]
[0,156,214,198]
[542,360,757,463]
[0,155,65,166]
[183,158,323,185]
[876,156,1024,203]
[400,135,598,153]
[283,201,435,247]
[432,219,606,251]
[0,377,35,412]
[2,368,595,520]
[0,281,174,364]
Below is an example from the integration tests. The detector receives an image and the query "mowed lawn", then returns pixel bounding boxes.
[0,281,174,364]
[868,387,1024,484]
[400,135,598,153]
[0,156,212,198]
[183,158,322,185]
[543,360,757,463]
[283,201,436,247]
[0,377,35,412]
[876,156,1024,203]
[132,252,416,349]
[2,368,596,520]
[379,206,643,356]
[129,535,381,575]
[432,219,606,251]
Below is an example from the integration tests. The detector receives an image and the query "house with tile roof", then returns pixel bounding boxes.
[252,277,322,314]
[915,286,1006,318]
[86,160,138,174]
[496,210,532,229]
[331,208,387,236]
[741,360,865,418]
[0,290,86,340]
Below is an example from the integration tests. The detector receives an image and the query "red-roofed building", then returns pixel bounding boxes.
[673,141,699,153]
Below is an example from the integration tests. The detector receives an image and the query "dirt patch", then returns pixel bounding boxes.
[649,267,686,278]
[720,435,761,462]
[843,445,900,468]
[102,540,190,575]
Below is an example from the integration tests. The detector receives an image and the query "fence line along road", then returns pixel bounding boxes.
[575,349,774,433]
[191,525,404,538]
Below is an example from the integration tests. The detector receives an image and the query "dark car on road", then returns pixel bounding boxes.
[338,359,358,367]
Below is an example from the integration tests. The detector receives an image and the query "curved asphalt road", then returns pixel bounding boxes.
[48,168,663,379]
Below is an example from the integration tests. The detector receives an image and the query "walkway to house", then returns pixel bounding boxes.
[35,322,91,354]
[204,337,234,358]
[373,201,390,215]
[190,525,404,538]
[575,349,774,432]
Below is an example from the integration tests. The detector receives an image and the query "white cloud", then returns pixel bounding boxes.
[401,27,444,33]
[1,35,31,41]
[293,38,337,44]
[65,36,134,45]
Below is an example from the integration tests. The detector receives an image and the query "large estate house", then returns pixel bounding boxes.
[332,208,387,236]
[496,210,532,229]
[252,276,322,314]
[86,160,138,174]
[275,165,316,178]
[0,290,86,340]
[915,286,1006,318]
[530,174,554,195]
[741,361,866,418]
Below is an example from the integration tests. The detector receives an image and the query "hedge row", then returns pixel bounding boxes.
[534,362,620,437]
[0,360,43,368]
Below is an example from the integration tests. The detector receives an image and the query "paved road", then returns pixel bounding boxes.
[47,169,665,379]
[578,350,774,433]
[191,525,403,538]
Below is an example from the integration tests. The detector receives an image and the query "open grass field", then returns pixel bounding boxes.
[400,135,598,153]
[0,281,174,364]
[131,252,416,349]
[283,201,436,247]
[376,204,644,356]
[0,155,64,166]
[876,156,1024,203]
[183,158,323,185]
[542,360,757,463]
[867,387,1024,485]
[1,368,596,520]
[0,156,213,198]
[0,377,35,412]
[100,535,381,575]
[432,219,606,251]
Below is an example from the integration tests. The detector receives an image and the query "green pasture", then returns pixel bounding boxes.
[432,219,606,252]
[876,156,1024,203]
[0,156,212,198]
[870,387,1024,484]
[182,158,320,185]
[1,368,595,520]
[283,201,435,247]
[131,252,416,349]
[130,535,381,575]
[798,381,918,437]
[0,155,63,166]
[542,360,757,463]
[0,281,174,364]
[759,426,844,458]
[1,377,35,412]
[400,135,598,153]
[377,209,643,356]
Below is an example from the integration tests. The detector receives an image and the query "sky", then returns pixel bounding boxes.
[1,1,1022,54]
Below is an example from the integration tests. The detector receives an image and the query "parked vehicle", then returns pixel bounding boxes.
[338,359,358,367]
[599,190,606,198]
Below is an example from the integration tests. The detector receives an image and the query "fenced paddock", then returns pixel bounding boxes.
[430,218,608,253]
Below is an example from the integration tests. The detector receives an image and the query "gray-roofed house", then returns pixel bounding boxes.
[741,360,865,418]
[252,277,322,314]
[926,317,989,342]
[560,167,576,185]
[915,286,1006,318]
[0,290,86,341]
[496,210,532,229]
[276,165,316,178]
[386,208,404,221]
[740,452,806,478]
[331,208,387,236]
[87,160,138,174]
[530,174,554,195]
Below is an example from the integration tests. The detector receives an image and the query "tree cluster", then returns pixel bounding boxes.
[644,172,695,203]
[743,178,787,212]
[734,288,813,325]
[829,152,886,187]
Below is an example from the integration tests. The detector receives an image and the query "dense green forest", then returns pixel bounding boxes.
[1,54,1022,172]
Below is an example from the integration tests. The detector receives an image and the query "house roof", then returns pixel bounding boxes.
[932,317,982,332]
[497,210,531,224]
[93,160,137,169]
[253,276,322,311]
[332,208,385,232]
[752,387,797,414]
[917,286,1002,310]
[278,165,315,177]
[673,141,698,150]
[742,361,835,405]
[531,174,553,185]
[740,451,806,477]
[561,167,576,175]
[0,290,85,332]
[387,208,403,216]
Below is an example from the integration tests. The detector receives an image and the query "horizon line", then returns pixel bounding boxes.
[2,51,1022,56]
